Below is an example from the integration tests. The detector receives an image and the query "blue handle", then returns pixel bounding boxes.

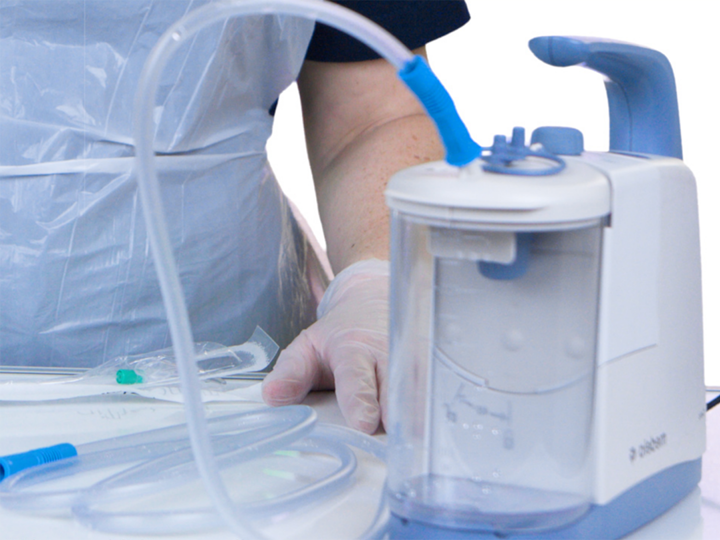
[529,36,682,159]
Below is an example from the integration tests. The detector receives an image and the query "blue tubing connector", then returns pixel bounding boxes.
[0,443,77,481]
[399,56,481,167]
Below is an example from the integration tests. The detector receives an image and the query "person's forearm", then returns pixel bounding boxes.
[297,50,444,273]
[266,52,444,432]
[314,113,443,271]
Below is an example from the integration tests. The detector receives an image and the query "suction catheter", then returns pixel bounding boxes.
[0,1,478,538]
[1,406,386,536]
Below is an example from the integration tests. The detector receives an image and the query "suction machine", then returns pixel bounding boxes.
[385,36,705,540]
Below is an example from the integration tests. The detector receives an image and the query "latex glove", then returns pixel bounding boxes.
[262,259,389,434]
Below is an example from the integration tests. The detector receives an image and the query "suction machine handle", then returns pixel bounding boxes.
[529,36,682,159]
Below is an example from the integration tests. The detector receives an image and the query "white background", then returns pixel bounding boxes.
[267,0,720,385]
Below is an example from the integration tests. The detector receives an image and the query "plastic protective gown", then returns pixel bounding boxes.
[0,1,319,368]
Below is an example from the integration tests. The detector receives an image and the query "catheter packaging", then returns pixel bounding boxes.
[81,325,279,387]
[0,0,319,368]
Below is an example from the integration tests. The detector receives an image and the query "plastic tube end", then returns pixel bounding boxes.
[0,443,78,481]
[398,56,481,167]
[117,369,144,385]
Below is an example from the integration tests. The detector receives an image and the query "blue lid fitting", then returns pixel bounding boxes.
[0,443,77,481]
[531,126,584,156]
[481,127,566,176]
[398,56,481,167]
[479,233,533,280]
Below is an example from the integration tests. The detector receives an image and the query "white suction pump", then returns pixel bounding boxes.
[383,35,704,540]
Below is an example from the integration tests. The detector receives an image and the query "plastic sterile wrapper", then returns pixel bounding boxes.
[74,326,279,387]
[0,327,278,403]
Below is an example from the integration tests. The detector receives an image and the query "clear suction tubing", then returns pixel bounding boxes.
[0,406,386,536]
[132,1,409,538]
[1,1,478,539]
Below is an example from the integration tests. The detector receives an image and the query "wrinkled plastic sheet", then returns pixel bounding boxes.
[0,1,318,368]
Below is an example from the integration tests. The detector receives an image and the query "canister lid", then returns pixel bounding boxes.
[385,157,611,228]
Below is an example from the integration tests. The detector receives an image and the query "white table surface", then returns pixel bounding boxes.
[0,383,718,540]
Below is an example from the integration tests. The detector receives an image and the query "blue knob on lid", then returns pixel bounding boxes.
[510,127,526,148]
[531,127,584,156]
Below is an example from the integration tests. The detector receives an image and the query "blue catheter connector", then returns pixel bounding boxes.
[0,443,77,481]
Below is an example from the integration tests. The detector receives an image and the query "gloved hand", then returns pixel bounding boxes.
[262,259,389,434]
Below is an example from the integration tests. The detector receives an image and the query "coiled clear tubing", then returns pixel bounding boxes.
[0,406,388,536]
[0,2,403,538]
[125,1,406,538]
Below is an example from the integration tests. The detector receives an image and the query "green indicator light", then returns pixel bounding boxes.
[116,369,143,385]
[262,468,296,481]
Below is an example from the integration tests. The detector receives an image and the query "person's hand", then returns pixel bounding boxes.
[262,259,389,434]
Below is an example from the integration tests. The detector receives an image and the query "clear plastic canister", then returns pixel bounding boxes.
[386,211,604,534]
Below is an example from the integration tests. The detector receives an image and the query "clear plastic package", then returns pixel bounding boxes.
[75,326,279,388]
